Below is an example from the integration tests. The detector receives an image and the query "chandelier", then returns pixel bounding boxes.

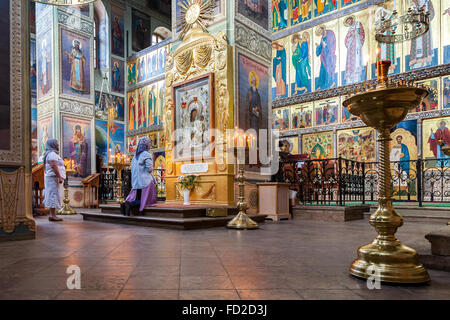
[32,0,97,5]
[375,4,430,43]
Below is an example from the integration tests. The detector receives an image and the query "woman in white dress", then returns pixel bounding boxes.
[42,139,66,222]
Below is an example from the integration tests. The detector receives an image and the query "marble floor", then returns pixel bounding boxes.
[0,213,449,300]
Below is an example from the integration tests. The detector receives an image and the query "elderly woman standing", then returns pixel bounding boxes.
[121,136,157,216]
[43,139,66,222]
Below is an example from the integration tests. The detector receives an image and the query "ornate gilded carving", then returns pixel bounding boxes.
[0,168,35,233]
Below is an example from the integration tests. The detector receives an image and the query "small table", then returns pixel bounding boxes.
[256,182,290,221]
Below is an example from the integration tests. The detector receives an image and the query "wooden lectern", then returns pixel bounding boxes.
[256,182,291,221]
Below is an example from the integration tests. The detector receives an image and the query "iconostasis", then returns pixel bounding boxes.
[272,0,450,163]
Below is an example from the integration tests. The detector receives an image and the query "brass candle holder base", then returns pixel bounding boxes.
[350,200,429,283]
[58,174,76,215]
[226,162,258,230]
[343,61,429,284]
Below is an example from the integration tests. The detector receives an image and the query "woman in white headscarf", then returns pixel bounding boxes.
[121,136,157,216]
[42,138,66,222]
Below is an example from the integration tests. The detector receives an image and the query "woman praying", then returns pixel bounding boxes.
[121,136,157,216]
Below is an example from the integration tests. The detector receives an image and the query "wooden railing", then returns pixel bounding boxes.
[82,173,100,208]
[32,163,48,214]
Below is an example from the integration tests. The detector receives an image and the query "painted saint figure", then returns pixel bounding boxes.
[39,39,51,96]
[409,0,435,69]
[273,42,287,97]
[64,39,87,94]
[70,125,88,177]
[112,15,123,55]
[315,26,336,90]
[390,135,410,174]
[138,89,145,128]
[344,16,365,84]
[428,121,450,167]
[112,61,121,92]
[128,96,135,130]
[247,72,262,130]
[292,32,311,95]
[273,0,288,31]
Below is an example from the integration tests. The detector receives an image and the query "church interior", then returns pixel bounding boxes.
[0,0,449,302]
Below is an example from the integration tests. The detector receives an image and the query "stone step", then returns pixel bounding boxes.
[99,204,239,218]
[80,211,266,230]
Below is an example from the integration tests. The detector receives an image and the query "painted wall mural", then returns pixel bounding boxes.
[272,38,289,99]
[339,10,370,86]
[273,0,289,32]
[132,9,151,52]
[444,76,450,109]
[273,107,291,130]
[291,0,312,26]
[238,0,268,30]
[111,5,125,57]
[414,77,439,112]
[37,115,53,159]
[422,116,450,166]
[314,0,338,18]
[62,116,92,179]
[237,53,269,133]
[302,131,334,159]
[337,127,376,162]
[61,28,91,101]
[95,119,125,164]
[111,58,124,94]
[314,97,339,126]
[291,103,313,128]
[37,29,52,102]
[404,0,440,72]
[291,30,312,96]
[313,21,338,91]
[443,0,450,63]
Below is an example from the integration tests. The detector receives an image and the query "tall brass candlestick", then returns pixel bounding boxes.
[109,154,130,204]
[343,61,430,283]
[227,146,258,230]
[58,166,76,215]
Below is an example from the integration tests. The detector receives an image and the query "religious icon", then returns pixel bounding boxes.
[302,131,334,159]
[342,15,366,85]
[247,72,263,131]
[128,61,136,85]
[38,116,53,159]
[137,88,146,129]
[137,56,146,83]
[272,108,290,131]
[273,0,288,32]
[314,25,337,90]
[111,6,124,57]
[291,103,313,129]
[63,39,87,94]
[272,40,288,99]
[128,136,137,153]
[443,4,450,64]
[314,0,337,17]
[147,85,157,127]
[61,29,91,100]
[132,10,151,52]
[315,98,339,126]
[128,92,136,130]
[237,0,268,30]
[291,31,312,95]
[337,128,376,162]
[341,0,360,8]
[111,59,123,94]
[291,0,312,25]
[425,118,450,166]
[113,96,124,122]
[341,105,359,122]
[62,117,91,179]
[37,32,52,101]
[413,78,439,112]
[173,74,214,160]
[95,119,125,164]
[407,0,437,70]
[443,76,450,109]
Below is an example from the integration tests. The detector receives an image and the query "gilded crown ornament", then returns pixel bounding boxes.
[176,0,215,40]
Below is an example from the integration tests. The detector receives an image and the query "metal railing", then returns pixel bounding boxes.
[99,168,166,203]
[279,157,450,207]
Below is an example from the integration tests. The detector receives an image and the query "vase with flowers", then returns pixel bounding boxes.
[177,175,199,205]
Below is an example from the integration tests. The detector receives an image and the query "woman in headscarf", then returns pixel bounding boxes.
[42,139,66,222]
[121,136,157,216]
